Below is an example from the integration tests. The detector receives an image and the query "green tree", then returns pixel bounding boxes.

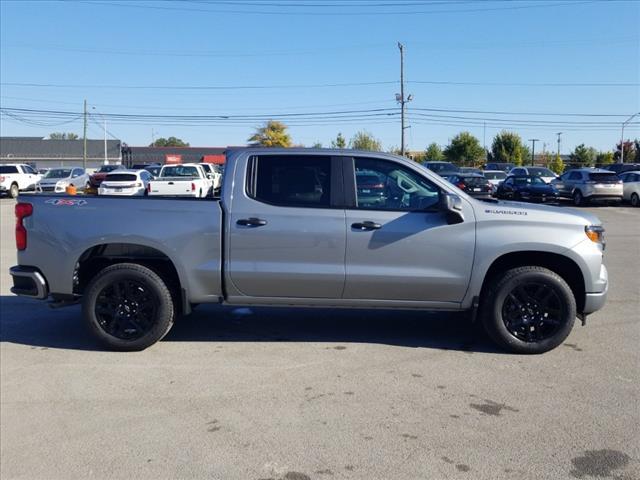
[596,151,614,166]
[150,136,189,147]
[491,131,524,165]
[311,141,323,148]
[520,144,531,166]
[549,153,564,174]
[614,140,637,163]
[570,144,597,166]
[49,132,79,140]
[425,142,444,161]
[349,131,382,151]
[331,132,347,149]
[444,132,485,167]
[248,120,292,147]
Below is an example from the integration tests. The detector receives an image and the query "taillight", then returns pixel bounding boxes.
[0,175,5,182]
[146,183,151,193]
[15,202,33,251]
[457,182,466,189]
[191,182,196,191]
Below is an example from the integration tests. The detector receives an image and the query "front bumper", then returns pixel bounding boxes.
[582,264,608,314]
[9,266,49,299]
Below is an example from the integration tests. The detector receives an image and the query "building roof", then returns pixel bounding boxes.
[0,136,121,160]
[126,146,227,164]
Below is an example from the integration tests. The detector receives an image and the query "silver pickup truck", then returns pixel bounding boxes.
[9,148,608,354]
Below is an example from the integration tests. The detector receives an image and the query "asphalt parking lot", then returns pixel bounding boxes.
[0,197,638,480]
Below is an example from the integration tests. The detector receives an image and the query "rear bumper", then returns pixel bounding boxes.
[582,264,608,314]
[9,266,49,299]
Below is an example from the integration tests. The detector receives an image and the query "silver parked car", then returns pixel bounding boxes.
[552,168,623,206]
[618,170,640,207]
[509,166,557,183]
[37,167,90,193]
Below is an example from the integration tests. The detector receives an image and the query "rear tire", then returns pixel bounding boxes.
[82,263,175,351]
[573,190,584,206]
[631,193,639,207]
[9,183,19,199]
[481,266,576,354]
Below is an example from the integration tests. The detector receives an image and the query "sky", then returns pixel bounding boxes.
[1,0,639,154]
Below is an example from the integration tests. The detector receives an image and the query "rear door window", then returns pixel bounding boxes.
[248,155,332,208]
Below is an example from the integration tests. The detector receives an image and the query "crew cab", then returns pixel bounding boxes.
[9,149,609,354]
[0,164,41,198]
[148,163,211,197]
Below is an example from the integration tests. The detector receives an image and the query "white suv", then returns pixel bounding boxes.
[0,164,41,198]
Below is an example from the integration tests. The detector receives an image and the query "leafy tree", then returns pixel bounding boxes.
[331,132,347,149]
[491,131,524,165]
[520,144,531,166]
[411,151,426,163]
[349,130,382,151]
[570,144,597,166]
[248,120,292,147]
[425,142,444,161]
[549,153,564,174]
[614,140,637,163]
[49,132,79,140]
[150,136,189,147]
[595,151,614,165]
[444,132,485,167]
[311,141,323,148]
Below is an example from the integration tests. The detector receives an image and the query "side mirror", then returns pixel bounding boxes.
[441,192,464,224]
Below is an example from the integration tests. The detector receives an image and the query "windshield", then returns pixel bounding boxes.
[484,171,506,180]
[44,168,72,179]
[104,173,137,182]
[513,176,545,185]
[161,166,199,177]
[528,167,555,177]
[97,165,121,173]
[427,162,458,173]
[0,166,19,174]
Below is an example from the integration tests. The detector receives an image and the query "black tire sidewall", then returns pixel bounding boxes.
[573,191,582,206]
[631,193,639,207]
[82,263,174,351]
[483,268,576,354]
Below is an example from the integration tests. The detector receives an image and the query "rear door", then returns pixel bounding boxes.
[343,156,475,303]
[226,154,346,299]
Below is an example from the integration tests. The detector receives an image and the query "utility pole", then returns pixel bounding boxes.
[396,42,412,157]
[103,116,107,164]
[82,99,87,170]
[556,132,562,158]
[620,113,639,163]
[483,122,487,163]
[528,138,539,166]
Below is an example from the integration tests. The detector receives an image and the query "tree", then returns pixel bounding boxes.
[311,141,323,148]
[247,120,292,147]
[150,136,189,147]
[444,132,485,167]
[595,151,614,166]
[425,142,444,161]
[520,144,531,166]
[491,131,524,166]
[614,140,637,163]
[570,144,597,166]
[331,132,347,149]
[349,131,382,151]
[49,132,79,140]
[549,153,564,174]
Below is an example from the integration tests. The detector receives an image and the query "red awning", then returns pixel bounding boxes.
[202,154,225,164]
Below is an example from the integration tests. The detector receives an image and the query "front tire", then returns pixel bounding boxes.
[9,183,19,199]
[631,193,639,207]
[82,263,175,351]
[481,266,576,354]
[573,190,584,206]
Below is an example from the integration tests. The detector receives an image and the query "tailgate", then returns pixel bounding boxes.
[149,178,197,195]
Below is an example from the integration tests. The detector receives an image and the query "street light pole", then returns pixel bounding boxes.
[620,113,639,164]
[396,42,412,157]
[556,132,562,158]
[528,138,539,166]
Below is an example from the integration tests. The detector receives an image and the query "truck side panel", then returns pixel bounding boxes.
[17,195,223,303]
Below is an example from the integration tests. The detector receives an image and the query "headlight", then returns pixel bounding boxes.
[585,225,605,248]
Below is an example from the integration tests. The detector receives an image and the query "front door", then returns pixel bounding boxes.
[227,154,346,299]
[343,157,475,303]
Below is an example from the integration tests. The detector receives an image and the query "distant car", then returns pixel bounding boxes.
[98,169,153,196]
[496,175,559,203]
[618,170,640,207]
[356,171,386,207]
[459,167,483,175]
[424,161,459,176]
[89,164,126,189]
[37,167,90,193]
[144,165,162,178]
[446,173,493,199]
[198,163,223,190]
[130,163,161,171]
[37,168,50,176]
[551,168,623,206]
[509,166,558,183]
[148,163,212,198]
[604,163,640,174]
[0,164,41,198]
[485,162,515,173]
[483,170,507,187]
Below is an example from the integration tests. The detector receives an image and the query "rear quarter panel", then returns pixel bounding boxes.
[17,195,223,302]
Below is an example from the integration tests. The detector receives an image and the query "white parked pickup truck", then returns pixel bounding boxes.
[0,164,41,198]
[148,163,212,198]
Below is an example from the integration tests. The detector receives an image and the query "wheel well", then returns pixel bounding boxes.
[481,251,585,312]
[74,243,182,299]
